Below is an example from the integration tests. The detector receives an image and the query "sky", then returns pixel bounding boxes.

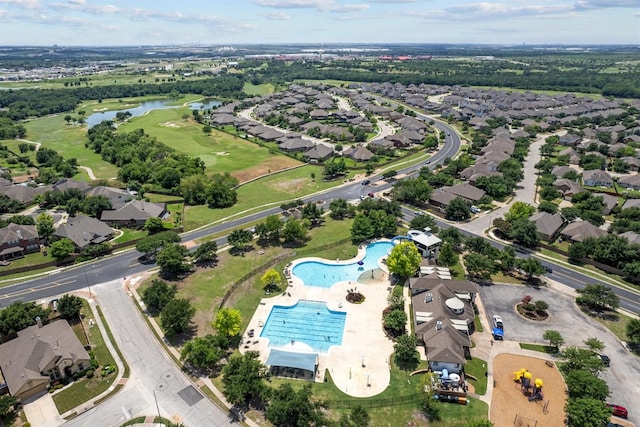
[0,0,638,46]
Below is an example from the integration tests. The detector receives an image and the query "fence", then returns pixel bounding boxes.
[326,393,422,409]
[218,237,354,309]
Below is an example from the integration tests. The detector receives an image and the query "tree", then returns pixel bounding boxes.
[509,218,540,248]
[575,283,619,311]
[50,238,75,261]
[142,279,177,313]
[386,241,421,278]
[583,337,604,352]
[193,240,218,265]
[265,383,329,427]
[0,301,50,338]
[537,200,558,214]
[156,243,191,277]
[565,397,612,427]
[282,218,309,245]
[36,213,55,243]
[626,318,640,344]
[383,309,407,336]
[144,217,165,234]
[214,308,242,339]
[516,257,545,280]
[350,214,374,243]
[436,243,457,267]
[565,369,609,400]
[543,330,564,350]
[394,333,419,368]
[0,394,17,421]
[136,231,181,259]
[445,197,471,221]
[504,201,535,222]
[64,115,73,124]
[409,214,438,233]
[57,294,83,320]
[160,298,195,335]
[465,420,494,427]
[202,124,212,135]
[222,351,268,407]
[301,202,323,225]
[463,253,495,281]
[261,269,282,292]
[329,198,349,220]
[181,174,208,205]
[206,173,238,208]
[347,405,370,427]
[227,228,254,254]
[256,215,284,242]
[560,346,605,375]
[180,334,227,373]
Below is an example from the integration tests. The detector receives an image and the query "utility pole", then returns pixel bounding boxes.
[153,389,161,421]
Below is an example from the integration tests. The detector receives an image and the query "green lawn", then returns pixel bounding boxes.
[52,301,117,414]
[183,165,339,230]
[519,342,558,354]
[22,116,119,180]
[243,82,276,96]
[463,358,488,395]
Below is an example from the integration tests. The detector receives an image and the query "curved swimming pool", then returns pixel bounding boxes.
[260,300,346,352]
[292,241,393,288]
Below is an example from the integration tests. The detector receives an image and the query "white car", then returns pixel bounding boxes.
[492,315,504,330]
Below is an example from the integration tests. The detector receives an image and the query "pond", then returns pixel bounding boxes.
[86,98,221,128]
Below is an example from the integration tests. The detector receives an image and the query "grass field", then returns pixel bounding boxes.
[22,116,119,180]
[117,108,302,180]
[243,82,276,96]
[183,165,341,230]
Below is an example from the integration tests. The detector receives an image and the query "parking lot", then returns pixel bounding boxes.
[479,282,640,426]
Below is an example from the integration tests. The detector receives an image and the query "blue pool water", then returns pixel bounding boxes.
[292,241,393,288]
[260,300,346,352]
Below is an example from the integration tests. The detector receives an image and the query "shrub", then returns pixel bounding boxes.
[522,295,532,304]
[86,369,94,378]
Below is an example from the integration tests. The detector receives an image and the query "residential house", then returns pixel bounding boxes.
[559,134,581,146]
[100,200,168,228]
[529,212,565,241]
[279,138,315,153]
[558,147,580,165]
[621,231,640,245]
[599,193,620,215]
[52,178,90,194]
[428,190,457,212]
[560,221,607,243]
[344,145,374,162]
[85,186,134,209]
[410,278,477,374]
[582,170,613,188]
[550,165,575,179]
[53,215,114,250]
[303,144,334,163]
[444,183,485,203]
[0,223,40,260]
[620,157,640,172]
[0,319,91,401]
[621,198,640,210]
[618,174,640,191]
[0,185,49,206]
[553,179,584,200]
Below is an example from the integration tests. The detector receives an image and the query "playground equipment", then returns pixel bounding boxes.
[528,378,544,402]
[513,368,528,382]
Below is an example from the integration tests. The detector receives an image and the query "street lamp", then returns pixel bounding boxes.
[84,267,93,298]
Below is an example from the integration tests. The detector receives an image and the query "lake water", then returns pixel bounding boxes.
[86,98,221,128]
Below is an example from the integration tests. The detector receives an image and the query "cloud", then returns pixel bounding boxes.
[261,11,291,20]
[254,0,369,13]
[574,0,639,9]
[67,0,84,5]
[0,0,40,9]
[444,2,573,19]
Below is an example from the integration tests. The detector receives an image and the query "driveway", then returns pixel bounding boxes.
[479,282,640,426]
[23,393,63,427]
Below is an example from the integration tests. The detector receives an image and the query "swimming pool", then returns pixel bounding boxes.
[260,300,346,352]
[292,241,393,288]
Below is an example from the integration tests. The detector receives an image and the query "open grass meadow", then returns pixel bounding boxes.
[242,82,276,96]
[183,165,343,230]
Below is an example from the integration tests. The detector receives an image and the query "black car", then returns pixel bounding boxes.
[599,354,611,367]
[543,265,553,273]
[362,179,371,185]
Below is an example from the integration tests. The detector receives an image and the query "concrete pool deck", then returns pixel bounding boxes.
[242,242,396,397]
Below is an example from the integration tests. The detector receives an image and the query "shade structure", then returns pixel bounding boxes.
[357,261,364,265]
[266,348,318,372]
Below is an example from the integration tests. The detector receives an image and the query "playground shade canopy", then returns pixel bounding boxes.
[266,348,318,372]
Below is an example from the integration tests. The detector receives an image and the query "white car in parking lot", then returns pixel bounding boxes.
[492,315,504,330]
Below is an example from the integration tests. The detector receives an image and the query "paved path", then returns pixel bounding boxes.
[78,166,97,180]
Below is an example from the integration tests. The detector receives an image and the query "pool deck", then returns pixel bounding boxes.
[241,242,396,397]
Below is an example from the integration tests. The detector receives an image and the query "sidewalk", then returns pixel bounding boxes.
[127,279,261,427]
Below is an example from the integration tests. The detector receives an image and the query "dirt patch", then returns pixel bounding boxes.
[160,121,181,128]
[270,177,307,192]
[231,156,301,183]
[215,151,230,156]
[491,354,566,427]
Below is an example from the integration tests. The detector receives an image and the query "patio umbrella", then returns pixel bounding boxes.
[357,261,364,265]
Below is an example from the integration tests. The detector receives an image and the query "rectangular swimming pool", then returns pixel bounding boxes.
[260,300,346,353]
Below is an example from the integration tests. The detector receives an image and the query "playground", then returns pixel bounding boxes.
[491,354,566,427]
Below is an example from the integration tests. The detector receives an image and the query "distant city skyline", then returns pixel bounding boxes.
[0,0,637,46]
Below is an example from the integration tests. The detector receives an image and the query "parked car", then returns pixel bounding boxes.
[607,422,624,427]
[543,265,553,273]
[607,404,628,419]
[470,205,480,214]
[598,354,611,367]
[492,315,504,330]
[368,193,374,198]
[414,210,424,216]
[362,179,371,185]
